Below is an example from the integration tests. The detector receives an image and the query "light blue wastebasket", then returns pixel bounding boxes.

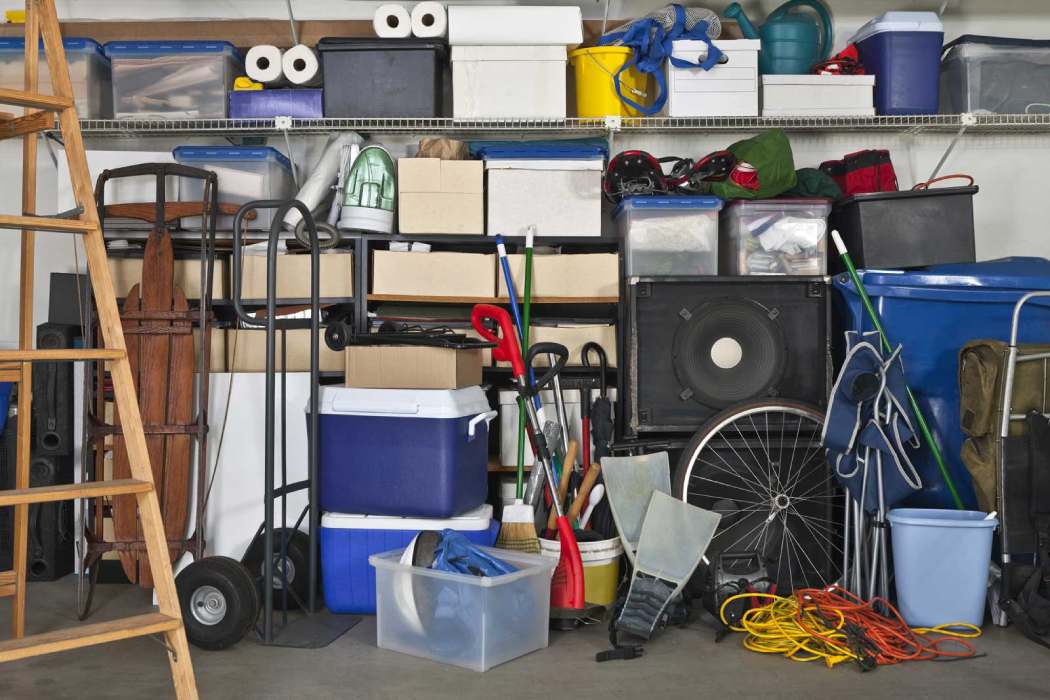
[888,508,997,627]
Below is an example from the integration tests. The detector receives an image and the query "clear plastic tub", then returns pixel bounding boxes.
[720,198,831,275]
[369,546,556,672]
[614,196,723,276]
[0,38,111,118]
[173,146,295,231]
[941,36,1050,114]
[105,41,241,119]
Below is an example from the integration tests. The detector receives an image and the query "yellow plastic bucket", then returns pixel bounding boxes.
[540,536,623,606]
[570,46,653,118]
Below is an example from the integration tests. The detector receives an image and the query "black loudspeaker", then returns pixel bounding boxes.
[0,415,16,571]
[48,272,91,328]
[625,277,830,435]
[33,323,77,456]
[26,455,75,581]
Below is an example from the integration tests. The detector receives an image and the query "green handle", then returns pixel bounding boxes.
[516,229,535,500]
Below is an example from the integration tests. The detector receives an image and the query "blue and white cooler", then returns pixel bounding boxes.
[317,386,495,518]
[320,505,499,614]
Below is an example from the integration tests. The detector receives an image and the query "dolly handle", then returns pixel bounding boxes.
[471,304,524,377]
[525,342,569,394]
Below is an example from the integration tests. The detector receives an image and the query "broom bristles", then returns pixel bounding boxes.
[497,501,540,553]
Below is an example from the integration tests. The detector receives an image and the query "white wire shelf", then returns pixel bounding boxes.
[62,114,1050,137]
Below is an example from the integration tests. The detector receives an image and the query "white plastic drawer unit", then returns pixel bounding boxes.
[666,39,761,117]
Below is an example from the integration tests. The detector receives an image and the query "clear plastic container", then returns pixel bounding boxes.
[720,199,831,275]
[0,38,111,118]
[941,36,1050,114]
[173,146,295,231]
[614,196,723,276]
[369,546,556,672]
[105,41,241,119]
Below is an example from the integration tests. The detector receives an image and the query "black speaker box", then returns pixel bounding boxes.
[0,415,16,571]
[26,455,75,581]
[32,322,77,456]
[625,277,830,435]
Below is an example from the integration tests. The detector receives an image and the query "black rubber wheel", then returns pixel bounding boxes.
[176,556,259,651]
[243,528,311,611]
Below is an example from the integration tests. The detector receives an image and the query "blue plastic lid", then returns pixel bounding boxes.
[835,257,1050,303]
[613,195,724,218]
[173,146,292,173]
[104,40,240,60]
[0,37,104,56]
[474,142,607,161]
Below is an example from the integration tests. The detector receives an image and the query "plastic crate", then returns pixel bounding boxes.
[614,196,723,276]
[941,35,1050,114]
[0,38,110,118]
[720,198,831,275]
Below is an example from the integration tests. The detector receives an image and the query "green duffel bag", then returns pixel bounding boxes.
[710,129,797,200]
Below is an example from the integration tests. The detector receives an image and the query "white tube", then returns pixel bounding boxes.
[374,4,412,38]
[245,45,286,86]
[283,132,365,230]
[281,44,323,87]
[411,2,447,39]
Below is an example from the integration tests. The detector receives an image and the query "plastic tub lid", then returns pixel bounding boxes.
[104,40,241,59]
[943,34,1050,53]
[474,141,607,161]
[173,146,292,173]
[613,195,724,218]
[839,186,978,205]
[0,37,104,56]
[321,504,493,531]
[836,257,1050,298]
[317,385,492,420]
[725,197,831,211]
[888,508,997,528]
[317,37,448,56]
[850,12,944,45]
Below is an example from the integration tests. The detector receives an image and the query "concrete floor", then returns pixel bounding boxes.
[0,578,1047,699]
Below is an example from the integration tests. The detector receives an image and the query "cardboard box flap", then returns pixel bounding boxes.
[398,158,442,193]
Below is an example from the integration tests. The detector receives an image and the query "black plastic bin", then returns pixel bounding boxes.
[830,186,978,273]
[317,38,448,118]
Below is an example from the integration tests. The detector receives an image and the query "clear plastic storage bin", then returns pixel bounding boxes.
[0,38,110,118]
[941,36,1050,114]
[614,196,723,276]
[369,546,556,672]
[173,146,295,231]
[106,41,240,118]
[720,199,831,275]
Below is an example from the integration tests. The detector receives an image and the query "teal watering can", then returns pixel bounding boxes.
[725,0,832,75]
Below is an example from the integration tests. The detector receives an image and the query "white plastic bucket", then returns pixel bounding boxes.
[540,536,623,606]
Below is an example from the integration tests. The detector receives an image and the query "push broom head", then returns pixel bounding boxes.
[496,499,540,553]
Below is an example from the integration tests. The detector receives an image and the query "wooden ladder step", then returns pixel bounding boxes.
[0,570,15,598]
[0,349,124,363]
[0,479,152,507]
[0,88,73,111]
[0,613,181,663]
[0,213,94,233]
[0,111,53,140]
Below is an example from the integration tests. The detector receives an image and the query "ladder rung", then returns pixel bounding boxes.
[0,613,181,663]
[0,479,152,507]
[0,110,53,140]
[0,571,14,586]
[0,213,95,233]
[0,88,73,111]
[0,349,125,363]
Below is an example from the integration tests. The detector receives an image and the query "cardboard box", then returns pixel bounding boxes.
[109,257,225,300]
[496,323,617,367]
[486,158,603,237]
[345,345,483,389]
[227,329,343,373]
[241,252,353,299]
[398,159,484,234]
[497,253,619,298]
[372,250,495,298]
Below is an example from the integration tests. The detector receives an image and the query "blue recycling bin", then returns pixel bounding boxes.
[833,258,1050,509]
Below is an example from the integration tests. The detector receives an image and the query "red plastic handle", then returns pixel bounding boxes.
[551,516,586,610]
[471,304,525,378]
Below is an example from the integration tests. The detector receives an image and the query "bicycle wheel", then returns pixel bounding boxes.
[674,399,842,594]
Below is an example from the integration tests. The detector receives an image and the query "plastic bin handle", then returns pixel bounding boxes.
[330,398,421,415]
[467,410,498,441]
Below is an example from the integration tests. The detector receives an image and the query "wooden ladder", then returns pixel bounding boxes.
[0,2,198,697]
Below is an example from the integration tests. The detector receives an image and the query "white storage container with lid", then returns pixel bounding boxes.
[614,196,723,276]
[0,37,110,118]
[173,146,295,231]
[666,39,760,117]
[720,198,831,275]
[452,45,567,120]
[761,75,875,116]
[106,41,241,118]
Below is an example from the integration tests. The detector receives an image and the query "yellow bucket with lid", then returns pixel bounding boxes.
[570,46,653,118]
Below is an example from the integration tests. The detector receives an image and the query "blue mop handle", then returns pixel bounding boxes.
[495,235,541,408]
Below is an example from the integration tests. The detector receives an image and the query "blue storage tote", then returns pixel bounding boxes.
[833,258,1050,510]
[851,12,943,115]
[317,386,495,518]
[0,38,110,118]
[229,88,323,119]
[321,505,499,614]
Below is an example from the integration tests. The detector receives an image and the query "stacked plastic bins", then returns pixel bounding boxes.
[0,37,111,117]
[720,199,831,275]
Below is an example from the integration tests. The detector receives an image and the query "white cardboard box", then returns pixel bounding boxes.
[372,250,495,298]
[498,388,617,466]
[486,158,603,237]
[447,6,583,46]
[452,45,567,120]
[398,158,484,234]
[761,74,876,116]
[666,39,761,117]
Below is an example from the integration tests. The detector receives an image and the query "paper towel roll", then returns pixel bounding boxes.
[245,45,286,86]
[282,44,323,87]
[374,4,412,38]
[411,2,447,38]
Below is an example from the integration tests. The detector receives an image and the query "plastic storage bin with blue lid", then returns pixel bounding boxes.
[105,41,241,119]
[850,12,943,115]
[614,196,723,276]
[833,257,1050,510]
[0,37,110,118]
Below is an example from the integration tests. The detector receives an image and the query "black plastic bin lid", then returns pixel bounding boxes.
[839,185,979,205]
[317,37,448,56]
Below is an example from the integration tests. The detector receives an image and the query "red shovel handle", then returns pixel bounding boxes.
[471,304,525,378]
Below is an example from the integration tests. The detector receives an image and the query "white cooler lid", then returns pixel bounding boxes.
[850,12,943,45]
[321,504,493,531]
[317,385,492,419]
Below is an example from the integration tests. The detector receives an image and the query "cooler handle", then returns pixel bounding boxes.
[330,397,421,415]
[467,410,498,441]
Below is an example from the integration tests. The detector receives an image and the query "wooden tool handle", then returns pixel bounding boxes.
[567,463,601,523]
[103,201,256,224]
[546,439,578,531]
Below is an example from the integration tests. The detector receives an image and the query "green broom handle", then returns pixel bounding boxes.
[831,231,965,510]
[515,229,536,500]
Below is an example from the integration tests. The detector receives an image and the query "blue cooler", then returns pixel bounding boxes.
[834,258,1050,510]
[851,12,944,115]
[320,505,499,613]
[316,386,495,518]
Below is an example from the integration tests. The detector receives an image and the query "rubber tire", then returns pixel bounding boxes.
[176,556,259,651]
[242,528,311,611]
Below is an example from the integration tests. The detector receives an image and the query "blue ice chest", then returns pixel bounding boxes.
[320,505,499,614]
[317,386,496,518]
[851,12,944,115]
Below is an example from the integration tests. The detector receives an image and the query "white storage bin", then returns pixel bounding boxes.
[0,37,110,118]
[485,154,603,237]
[614,196,723,276]
[58,149,179,229]
[719,198,831,275]
[666,39,760,117]
[452,45,567,120]
[761,75,875,116]
[498,388,617,466]
[370,546,556,671]
[106,41,240,119]
[173,146,295,231]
